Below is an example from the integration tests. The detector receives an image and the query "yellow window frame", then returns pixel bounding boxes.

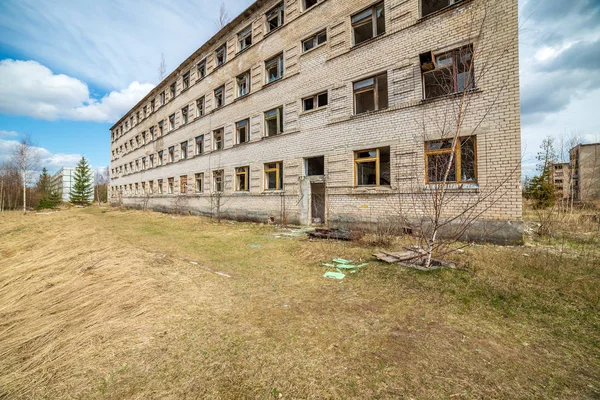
[236,166,250,192]
[354,148,383,186]
[264,162,283,190]
[424,136,477,184]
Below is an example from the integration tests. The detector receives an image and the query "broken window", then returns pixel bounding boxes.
[158,121,164,136]
[170,82,176,98]
[182,106,189,125]
[306,156,325,176]
[265,162,283,190]
[197,59,206,79]
[158,179,163,194]
[265,54,284,84]
[160,91,166,105]
[195,135,204,155]
[422,0,462,18]
[168,146,175,162]
[141,132,146,145]
[135,136,140,147]
[182,71,190,90]
[136,111,140,123]
[302,30,327,52]
[236,119,249,144]
[180,175,188,194]
[158,150,164,166]
[238,25,253,51]
[214,86,224,108]
[266,3,284,33]
[237,71,251,97]
[196,96,205,117]
[354,147,391,186]
[151,99,155,113]
[236,166,250,192]
[421,45,474,99]
[265,107,283,136]
[195,173,204,193]
[215,45,227,67]
[303,92,328,111]
[149,127,155,140]
[213,128,224,150]
[169,114,175,130]
[142,157,146,170]
[303,0,323,11]
[425,136,476,183]
[213,170,224,193]
[150,154,155,168]
[168,177,174,194]
[180,141,188,160]
[353,73,388,114]
[352,2,385,46]
[143,106,147,118]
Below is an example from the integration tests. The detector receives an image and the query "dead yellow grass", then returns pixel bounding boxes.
[0,207,599,399]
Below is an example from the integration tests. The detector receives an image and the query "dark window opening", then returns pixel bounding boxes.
[352,2,385,46]
[421,45,474,99]
[306,156,325,176]
[353,73,388,114]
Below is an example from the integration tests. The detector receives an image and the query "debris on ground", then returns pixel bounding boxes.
[250,244,261,249]
[309,228,356,241]
[373,248,456,271]
[322,258,368,279]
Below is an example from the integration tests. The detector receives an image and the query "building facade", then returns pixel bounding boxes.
[50,168,75,202]
[550,162,570,200]
[570,143,600,202]
[109,0,522,243]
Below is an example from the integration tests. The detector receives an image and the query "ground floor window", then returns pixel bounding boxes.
[354,147,390,186]
[236,166,250,191]
[265,162,283,190]
[213,170,224,193]
[195,173,204,193]
[180,175,188,194]
[158,179,163,194]
[425,136,477,183]
[168,178,174,194]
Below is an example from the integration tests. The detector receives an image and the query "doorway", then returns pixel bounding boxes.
[311,183,325,225]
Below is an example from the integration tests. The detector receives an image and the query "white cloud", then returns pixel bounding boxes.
[0,59,154,122]
[0,137,89,172]
[0,130,18,137]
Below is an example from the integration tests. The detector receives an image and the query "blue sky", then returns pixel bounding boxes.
[0,0,599,176]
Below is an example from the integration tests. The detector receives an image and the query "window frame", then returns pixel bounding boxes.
[421,45,475,100]
[421,0,462,18]
[353,72,388,115]
[158,150,164,166]
[180,175,188,194]
[264,162,284,191]
[180,141,188,160]
[197,59,207,80]
[354,147,391,187]
[158,179,163,194]
[182,71,190,90]
[351,2,386,46]
[213,170,224,193]
[169,114,176,130]
[302,29,327,52]
[181,106,189,125]
[168,146,175,163]
[168,177,174,194]
[196,96,205,117]
[303,91,329,112]
[195,135,204,155]
[266,2,285,33]
[195,173,204,193]
[238,25,253,52]
[213,128,224,150]
[303,0,323,11]
[214,86,225,108]
[215,45,227,67]
[235,166,250,192]
[237,71,251,97]
[424,136,477,184]
[236,119,250,144]
[264,107,284,137]
[265,54,284,84]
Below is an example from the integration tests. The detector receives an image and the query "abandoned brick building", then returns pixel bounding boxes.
[109,0,522,242]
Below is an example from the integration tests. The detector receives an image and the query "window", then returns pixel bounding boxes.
[265,162,283,190]
[213,129,224,150]
[238,25,252,51]
[158,179,164,194]
[169,114,175,130]
[141,182,146,194]
[302,29,327,52]
[143,106,147,118]
[236,119,249,144]
[353,73,388,114]
[237,71,251,97]
[182,106,189,125]
[265,54,284,84]
[170,82,176,98]
[159,121,164,136]
[352,2,385,46]
[149,180,154,194]
[160,91,166,105]
[303,0,323,10]
[425,136,476,184]
[197,59,206,79]
[266,3,284,33]
[180,175,188,194]
[265,107,283,136]
[180,141,188,160]
[125,121,129,130]
[421,45,474,99]
[195,135,204,155]
[354,147,391,186]
[135,183,139,194]
[214,86,224,108]
[182,71,190,90]
[422,0,462,18]
[151,99,155,113]
[136,112,140,123]
[236,166,250,192]
[168,146,175,162]
[213,170,224,193]
[303,92,328,111]
[142,157,146,170]
[130,117,133,127]
[150,154,155,168]
[196,97,205,117]
[306,156,325,176]
[158,150,164,166]
[215,45,226,67]
[135,136,140,147]
[168,178,174,194]
[141,132,146,145]
[195,173,204,193]
[150,127,155,140]
[135,160,139,171]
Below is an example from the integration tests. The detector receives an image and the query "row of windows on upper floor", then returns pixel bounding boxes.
[111,0,466,142]
[111,42,475,164]
[111,136,477,198]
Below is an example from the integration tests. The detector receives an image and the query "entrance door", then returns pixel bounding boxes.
[311,183,325,225]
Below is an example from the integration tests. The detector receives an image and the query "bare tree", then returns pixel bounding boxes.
[94,167,110,206]
[158,52,167,82]
[215,2,230,31]
[10,135,40,214]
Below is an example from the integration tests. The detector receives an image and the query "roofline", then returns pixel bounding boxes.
[571,142,600,151]
[110,0,265,131]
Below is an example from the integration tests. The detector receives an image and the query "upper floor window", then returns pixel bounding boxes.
[266,3,284,33]
[302,30,327,52]
[238,25,253,51]
[265,107,283,136]
[168,146,175,163]
[213,128,224,150]
[141,132,146,145]
[352,2,385,46]
[420,45,474,99]
[425,136,476,184]
[151,99,155,113]
[143,106,147,118]
[168,177,174,194]
[195,135,204,155]
[170,82,176,98]
[182,71,190,90]
[215,45,226,67]
[169,114,176,130]
[236,166,250,192]
[353,72,388,114]
[149,126,155,140]
[158,179,164,194]
[303,92,328,111]
[197,59,206,79]
[265,54,284,84]
[195,173,204,193]
[422,0,462,18]
[303,0,323,10]
[158,120,164,136]
[158,150,164,166]
[136,112,140,123]
[180,141,188,160]
[181,106,189,125]
[236,119,249,144]
[354,147,390,186]
[237,71,251,97]
[125,121,129,130]
[196,96,205,117]
[214,86,224,108]
[160,91,166,105]
[129,117,133,127]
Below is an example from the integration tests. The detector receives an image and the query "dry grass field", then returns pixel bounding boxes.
[0,207,599,399]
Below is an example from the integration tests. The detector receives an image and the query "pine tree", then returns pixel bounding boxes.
[70,157,93,206]
[35,167,53,209]
[48,191,62,207]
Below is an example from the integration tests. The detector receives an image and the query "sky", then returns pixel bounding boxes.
[0,0,599,177]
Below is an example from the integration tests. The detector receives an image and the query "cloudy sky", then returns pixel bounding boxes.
[0,0,598,176]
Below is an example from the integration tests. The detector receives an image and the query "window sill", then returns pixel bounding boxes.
[424,183,479,191]
[263,77,284,89]
[301,41,328,56]
[421,88,481,104]
[351,32,387,51]
[299,106,329,116]
[418,0,471,22]
[262,190,285,195]
[264,25,283,38]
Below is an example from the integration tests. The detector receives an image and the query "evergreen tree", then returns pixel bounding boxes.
[35,167,53,209]
[48,191,62,207]
[70,156,93,205]
[526,137,558,208]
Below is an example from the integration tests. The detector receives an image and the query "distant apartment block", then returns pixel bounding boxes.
[109,0,522,243]
[570,143,600,202]
[50,167,94,202]
[550,162,570,200]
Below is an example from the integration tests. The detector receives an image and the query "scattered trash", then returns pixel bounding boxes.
[309,228,356,241]
[322,258,368,279]
[323,271,346,280]
[373,247,456,270]
[250,244,262,249]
